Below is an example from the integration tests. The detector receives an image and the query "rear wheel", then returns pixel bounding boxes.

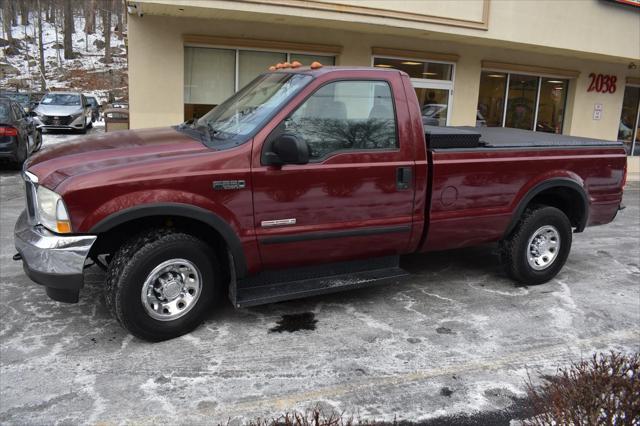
[105,229,219,341]
[501,206,572,285]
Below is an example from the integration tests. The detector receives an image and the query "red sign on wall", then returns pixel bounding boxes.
[587,73,617,94]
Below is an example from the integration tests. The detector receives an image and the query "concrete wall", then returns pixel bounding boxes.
[134,0,640,62]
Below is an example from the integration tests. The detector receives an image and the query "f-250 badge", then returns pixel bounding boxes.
[213,180,246,190]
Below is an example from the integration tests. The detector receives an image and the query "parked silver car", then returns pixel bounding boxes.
[34,92,92,133]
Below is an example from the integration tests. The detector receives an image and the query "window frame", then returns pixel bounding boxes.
[481,68,571,133]
[619,83,640,156]
[184,43,337,94]
[371,55,456,126]
[264,78,400,164]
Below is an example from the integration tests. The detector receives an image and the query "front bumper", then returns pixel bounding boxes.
[38,114,85,130]
[14,210,97,302]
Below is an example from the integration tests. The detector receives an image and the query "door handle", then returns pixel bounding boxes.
[396,166,412,190]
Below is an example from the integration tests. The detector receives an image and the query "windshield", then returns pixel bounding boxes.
[4,93,30,105]
[185,73,313,146]
[0,103,10,121]
[41,93,81,106]
[87,98,98,107]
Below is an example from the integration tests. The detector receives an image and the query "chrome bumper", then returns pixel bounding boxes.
[14,210,97,302]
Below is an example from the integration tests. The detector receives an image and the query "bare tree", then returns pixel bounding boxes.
[10,0,17,26]
[37,0,46,90]
[84,0,95,34]
[101,0,111,64]
[20,0,29,26]
[53,3,61,68]
[45,0,53,23]
[114,0,121,35]
[2,0,14,43]
[63,0,73,59]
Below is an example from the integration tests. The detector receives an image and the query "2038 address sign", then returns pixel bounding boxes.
[587,73,617,94]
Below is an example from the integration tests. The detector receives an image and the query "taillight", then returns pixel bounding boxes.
[621,157,628,188]
[0,126,18,137]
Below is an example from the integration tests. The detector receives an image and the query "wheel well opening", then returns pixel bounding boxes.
[528,187,586,229]
[89,215,231,284]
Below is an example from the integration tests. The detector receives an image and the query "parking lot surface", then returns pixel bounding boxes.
[1,132,638,424]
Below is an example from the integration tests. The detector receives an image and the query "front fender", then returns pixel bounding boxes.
[84,191,248,277]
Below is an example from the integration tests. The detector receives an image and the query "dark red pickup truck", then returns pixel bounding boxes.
[15,66,627,341]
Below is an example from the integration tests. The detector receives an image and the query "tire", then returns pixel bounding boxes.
[501,206,572,285]
[33,130,43,152]
[105,229,219,341]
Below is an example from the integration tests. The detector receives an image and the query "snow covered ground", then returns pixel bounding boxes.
[41,118,105,149]
[2,11,127,102]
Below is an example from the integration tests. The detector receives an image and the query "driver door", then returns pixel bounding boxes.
[251,77,416,270]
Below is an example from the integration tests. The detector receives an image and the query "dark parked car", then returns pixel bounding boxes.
[0,97,42,167]
[85,94,100,122]
[34,92,92,133]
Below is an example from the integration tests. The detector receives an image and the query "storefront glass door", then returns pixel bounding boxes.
[413,85,451,127]
[373,57,454,126]
[618,85,640,156]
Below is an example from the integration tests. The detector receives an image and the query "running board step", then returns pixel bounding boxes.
[232,256,409,308]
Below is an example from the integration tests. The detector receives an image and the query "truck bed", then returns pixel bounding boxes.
[424,125,624,150]
[420,126,627,253]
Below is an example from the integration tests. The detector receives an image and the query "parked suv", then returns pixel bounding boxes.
[34,92,92,133]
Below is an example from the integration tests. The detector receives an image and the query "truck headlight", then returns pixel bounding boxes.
[36,186,72,233]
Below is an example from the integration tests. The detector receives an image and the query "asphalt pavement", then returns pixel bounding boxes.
[0,130,638,424]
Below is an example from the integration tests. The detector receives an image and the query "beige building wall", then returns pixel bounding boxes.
[127,0,640,178]
[128,13,636,144]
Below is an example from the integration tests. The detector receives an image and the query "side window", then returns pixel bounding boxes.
[284,80,398,160]
[11,104,24,119]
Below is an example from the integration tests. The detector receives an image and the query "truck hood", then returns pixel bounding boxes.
[36,104,84,116]
[26,127,209,189]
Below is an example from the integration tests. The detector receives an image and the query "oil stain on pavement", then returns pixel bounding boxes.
[269,312,317,333]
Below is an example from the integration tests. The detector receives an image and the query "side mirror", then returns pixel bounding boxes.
[265,134,310,166]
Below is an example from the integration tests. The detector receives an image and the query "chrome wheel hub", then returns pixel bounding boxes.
[527,225,561,271]
[141,259,202,321]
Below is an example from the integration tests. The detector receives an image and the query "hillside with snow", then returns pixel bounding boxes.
[1,10,127,102]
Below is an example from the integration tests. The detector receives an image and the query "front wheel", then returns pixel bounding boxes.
[501,206,572,285]
[105,229,219,341]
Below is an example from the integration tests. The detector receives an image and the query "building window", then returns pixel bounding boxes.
[184,48,235,120]
[477,72,507,127]
[285,80,398,160]
[537,78,569,134]
[618,85,640,156]
[477,71,569,133]
[373,56,455,127]
[184,46,336,121]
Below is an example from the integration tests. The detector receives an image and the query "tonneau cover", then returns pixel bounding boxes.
[425,125,624,149]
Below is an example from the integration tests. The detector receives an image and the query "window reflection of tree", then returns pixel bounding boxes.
[288,117,397,159]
